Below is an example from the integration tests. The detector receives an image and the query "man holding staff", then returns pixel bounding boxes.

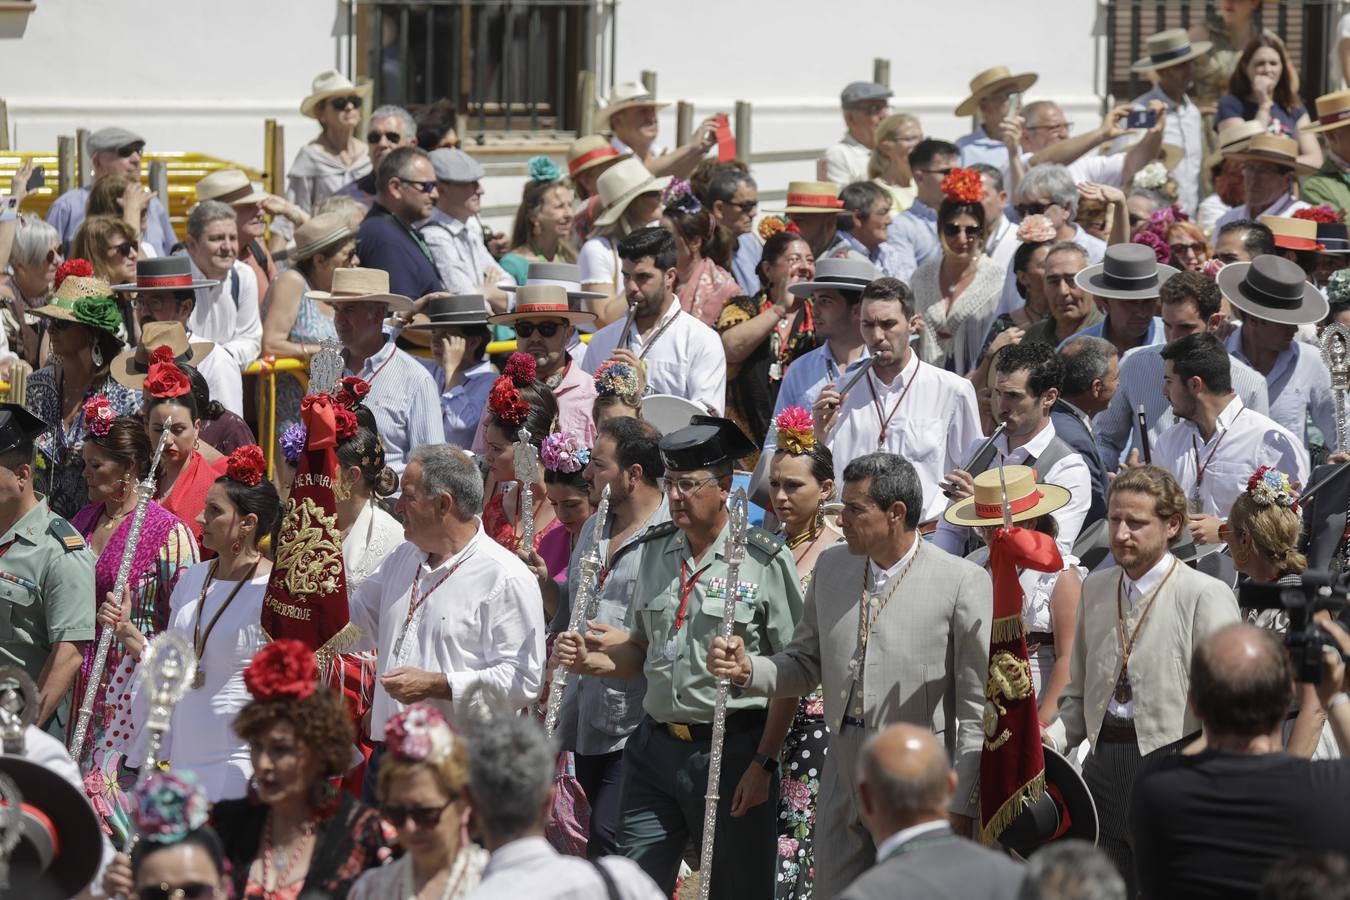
[553,416,801,898]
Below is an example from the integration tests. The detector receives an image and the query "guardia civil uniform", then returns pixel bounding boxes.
[0,404,96,735]
[618,416,803,899]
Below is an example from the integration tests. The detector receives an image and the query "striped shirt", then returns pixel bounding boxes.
[344,339,445,480]
[1226,326,1338,451]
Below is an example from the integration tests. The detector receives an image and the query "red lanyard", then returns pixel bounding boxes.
[356,347,397,388]
[1192,408,1243,488]
[674,559,712,632]
[402,551,473,631]
[867,366,919,445]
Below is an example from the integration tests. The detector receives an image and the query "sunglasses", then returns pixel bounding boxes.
[117,143,145,158]
[401,179,438,194]
[515,321,563,339]
[942,223,982,239]
[367,130,403,145]
[724,199,759,213]
[113,240,137,259]
[45,248,61,266]
[1016,202,1056,217]
[919,167,953,177]
[1170,242,1206,256]
[329,95,363,112]
[381,801,451,829]
[137,883,215,900]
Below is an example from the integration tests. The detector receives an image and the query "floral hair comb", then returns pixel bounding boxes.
[84,396,116,437]
[1246,466,1298,509]
[385,703,456,764]
[133,772,210,844]
[774,406,815,455]
[541,431,590,474]
[225,445,266,487]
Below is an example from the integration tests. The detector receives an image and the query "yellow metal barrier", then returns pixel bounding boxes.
[243,357,308,479]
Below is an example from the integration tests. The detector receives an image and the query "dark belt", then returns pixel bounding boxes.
[1098,714,1137,744]
[1026,631,1055,652]
[649,709,767,743]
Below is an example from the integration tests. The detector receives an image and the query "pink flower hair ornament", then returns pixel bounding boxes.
[384,703,457,764]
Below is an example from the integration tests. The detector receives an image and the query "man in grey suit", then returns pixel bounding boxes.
[838,723,1023,900]
[710,452,991,898]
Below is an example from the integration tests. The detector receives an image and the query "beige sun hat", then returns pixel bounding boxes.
[1226,132,1319,177]
[306,267,413,313]
[300,70,373,119]
[942,465,1071,528]
[592,158,672,228]
[595,82,670,130]
[110,321,214,390]
[194,169,268,206]
[291,213,357,262]
[1130,29,1212,72]
[954,66,1039,117]
[1205,119,1267,170]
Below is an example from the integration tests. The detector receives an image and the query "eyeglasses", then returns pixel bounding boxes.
[942,223,982,239]
[515,321,563,339]
[136,883,216,900]
[381,801,452,829]
[1170,242,1206,257]
[725,199,759,213]
[918,167,953,177]
[117,143,145,158]
[1025,122,1073,133]
[113,240,137,258]
[658,475,717,496]
[401,179,438,194]
[1016,202,1058,218]
[329,95,363,112]
[367,130,403,145]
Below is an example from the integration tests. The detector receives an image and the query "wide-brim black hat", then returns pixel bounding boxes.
[1074,243,1178,301]
[999,744,1099,857]
[0,755,103,898]
[1217,254,1328,326]
[660,415,756,472]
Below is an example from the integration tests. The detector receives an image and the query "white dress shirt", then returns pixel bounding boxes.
[824,351,983,523]
[1095,342,1271,469]
[1154,396,1310,521]
[934,420,1092,557]
[422,209,501,295]
[1226,325,1338,451]
[765,344,870,452]
[582,301,727,414]
[1106,554,1177,719]
[193,342,244,418]
[349,525,545,734]
[187,257,262,371]
[1214,192,1311,231]
[468,836,665,900]
[869,531,920,593]
[344,339,445,480]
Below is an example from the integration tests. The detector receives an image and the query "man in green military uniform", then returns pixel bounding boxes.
[554,416,802,898]
[0,403,95,734]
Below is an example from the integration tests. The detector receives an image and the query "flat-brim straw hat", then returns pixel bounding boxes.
[1205,119,1267,171]
[1261,215,1322,252]
[194,169,268,206]
[1131,28,1212,72]
[954,66,1038,117]
[567,135,630,179]
[489,284,596,327]
[1226,133,1319,177]
[306,267,414,313]
[291,213,357,262]
[1302,89,1350,135]
[943,464,1071,528]
[767,181,846,216]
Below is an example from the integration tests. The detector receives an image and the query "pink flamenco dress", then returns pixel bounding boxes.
[67,500,198,847]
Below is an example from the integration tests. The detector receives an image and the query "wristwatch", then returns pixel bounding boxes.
[754,752,779,774]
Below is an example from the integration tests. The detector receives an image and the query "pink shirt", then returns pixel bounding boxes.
[472,360,598,452]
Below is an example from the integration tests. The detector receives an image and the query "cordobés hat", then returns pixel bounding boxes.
[1261,215,1322,252]
[942,464,1071,528]
[954,66,1038,117]
[300,70,372,119]
[787,257,882,298]
[567,135,630,178]
[1301,89,1350,135]
[1217,254,1328,326]
[194,169,268,206]
[501,261,606,302]
[291,212,357,262]
[0,754,104,898]
[593,158,671,228]
[595,82,670,130]
[998,744,1099,857]
[112,256,219,293]
[1073,243,1179,300]
[1317,222,1350,255]
[768,181,846,216]
[489,284,596,327]
[1227,132,1318,177]
[643,394,706,436]
[401,294,490,329]
[111,321,214,390]
[1131,28,1212,72]
[306,267,414,313]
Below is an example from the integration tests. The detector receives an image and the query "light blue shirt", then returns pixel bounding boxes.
[837,230,907,280]
[765,344,870,452]
[1226,326,1338,450]
[47,187,177,256]
[885,199,940,283]
[345,339,446,480]
[957,129,1011,177]
[732,231,762,296]
[419,357,496,450]
[1059,315,1165,352]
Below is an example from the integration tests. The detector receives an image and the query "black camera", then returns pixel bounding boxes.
[1238,570,1350,683]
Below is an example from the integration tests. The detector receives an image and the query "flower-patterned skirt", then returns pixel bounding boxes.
[775,687,828,900]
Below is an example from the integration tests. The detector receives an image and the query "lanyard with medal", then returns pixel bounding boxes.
[664,558,712,661]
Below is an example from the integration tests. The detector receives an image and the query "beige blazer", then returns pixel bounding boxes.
[744,540,991,815]
[1046,555,1241,756]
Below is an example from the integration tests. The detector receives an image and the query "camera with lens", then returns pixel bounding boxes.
[1238,570,1350,683]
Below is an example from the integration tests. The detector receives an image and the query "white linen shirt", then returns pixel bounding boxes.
[1107,553,1177,719]
[765,345,871,452]
[187,257,262,371]
[467,836,665,900]
[822,134,872,187]
[349,526,546,734]
[582,301,727,414]
[1226,325,1338,451]
[194,342,244,418]
[1154,397,1310,520]
[344,339,445,479]
[421,209,498,295]
[824,351,982,523]
[933,420,1092,557]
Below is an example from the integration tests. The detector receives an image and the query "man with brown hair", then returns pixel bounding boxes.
[1044,465,1239,892]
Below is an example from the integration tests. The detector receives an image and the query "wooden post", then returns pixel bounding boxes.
[576,69,596,136]
[676,101,694,147]
[640,70,657,97]
[734,101,751,165]
[0,99,9,151]
[148,160,169,208]
[263,119,285,197]
[263,119,278,195]
[57,136,76,196]
[873,58,891,89]
[75,128,90,188]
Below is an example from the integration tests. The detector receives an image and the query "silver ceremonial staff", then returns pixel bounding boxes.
[514,426,539,551]
[544,484,610,738]
[1321,324,1350,453]
[698,489,749,900]
[69,416,174,761]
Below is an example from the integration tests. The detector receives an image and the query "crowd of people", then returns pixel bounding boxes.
[7,4,1350,897]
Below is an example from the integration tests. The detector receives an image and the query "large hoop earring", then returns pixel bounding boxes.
[91,344,103,368]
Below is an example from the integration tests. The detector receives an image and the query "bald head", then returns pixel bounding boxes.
[1191,623,1294,741]
[857,724,955,837]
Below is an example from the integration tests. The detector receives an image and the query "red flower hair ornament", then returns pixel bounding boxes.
[144,356,192,400]
[54,258,94,290]
[503,351,537,386]
[243,639,317,703]
[333,376,370,410]
[333,406,358,440]
[940,168,985,205]
[225,445,266,487]
[1293,205,1343,225]
[83,396,116,437]
[488,377,530,426]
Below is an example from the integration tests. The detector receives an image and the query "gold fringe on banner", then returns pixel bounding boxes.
[991,615,1027,645]
[980,771,1047,845]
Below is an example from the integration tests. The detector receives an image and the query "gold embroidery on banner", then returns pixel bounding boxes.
[274,496,343,597]
[982,650,1034,750]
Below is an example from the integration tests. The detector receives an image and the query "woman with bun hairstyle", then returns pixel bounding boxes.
[481,352,563,552]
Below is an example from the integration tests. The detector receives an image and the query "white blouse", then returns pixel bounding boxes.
[342,500,405,591]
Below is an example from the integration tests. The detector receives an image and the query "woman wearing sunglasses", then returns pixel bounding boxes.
[287,71,372,219]
[912,167,1007,376]
[73,214,141,341]
[0,208,60,369]
[349,704,487,899]
[107,772,231,900]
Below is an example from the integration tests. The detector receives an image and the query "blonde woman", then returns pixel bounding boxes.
[869,113,924,213]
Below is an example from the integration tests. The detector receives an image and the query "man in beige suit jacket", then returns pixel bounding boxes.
[711,452,991,898]
[1044,464,1239,895]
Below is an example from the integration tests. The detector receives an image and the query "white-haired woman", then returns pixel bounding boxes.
[0,212,60,369]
